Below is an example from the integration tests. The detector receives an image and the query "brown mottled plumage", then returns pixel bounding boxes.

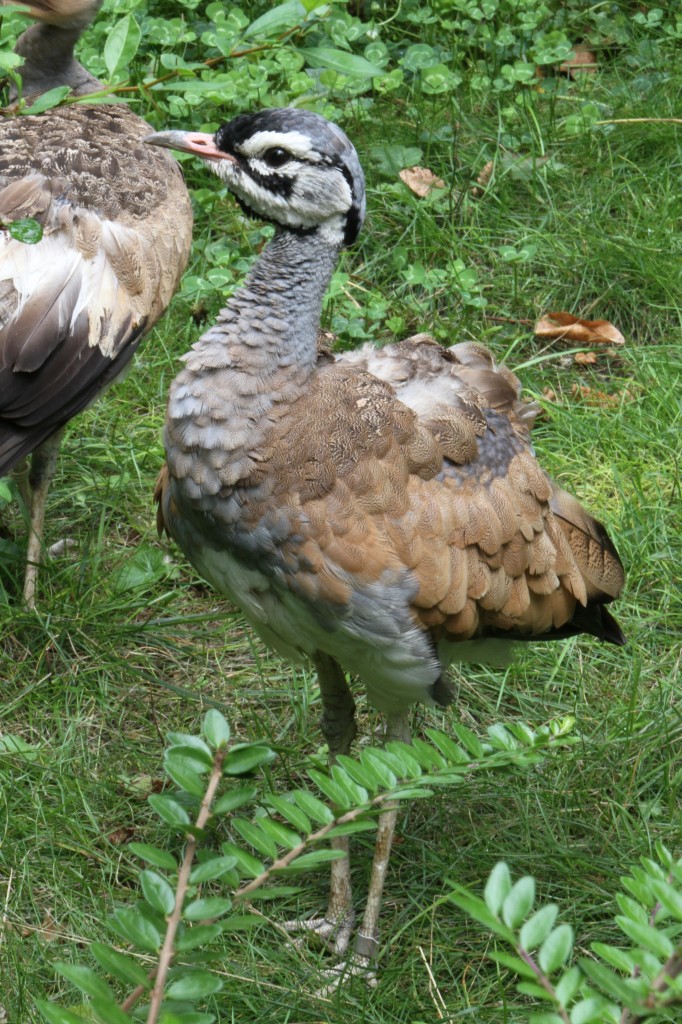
[0,0,192,605]
[148,109,624,975]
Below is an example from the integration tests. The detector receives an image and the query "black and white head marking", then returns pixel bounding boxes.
[210,109,366,247]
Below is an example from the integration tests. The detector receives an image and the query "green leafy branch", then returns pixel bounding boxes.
[35,711,574,1024]
[450,851,682,1024]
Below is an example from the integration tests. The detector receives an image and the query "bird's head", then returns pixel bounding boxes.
[145,108,366,248]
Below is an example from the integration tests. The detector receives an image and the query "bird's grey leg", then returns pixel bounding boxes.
[315,709,411,993]
[285,651,357,955]
[353,709,411,963]
[22,430,64,609]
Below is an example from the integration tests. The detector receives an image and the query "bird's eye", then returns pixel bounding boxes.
[262,147,290,168]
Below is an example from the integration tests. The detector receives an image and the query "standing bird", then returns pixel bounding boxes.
[147,109,625,970]
[0,0,192,607]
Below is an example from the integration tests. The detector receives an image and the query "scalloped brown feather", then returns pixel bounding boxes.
[158,332,625,669]
[0,101,192,473]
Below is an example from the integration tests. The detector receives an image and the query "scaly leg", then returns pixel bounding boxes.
[22,431,64,610]
[286,651,357,954]
[315,709,412,993]
[354,709,411,961]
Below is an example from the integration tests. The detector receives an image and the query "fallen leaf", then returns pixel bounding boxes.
[472,160,494,197]
[107,826,135,845]
[574,350,598,365]
[34,911,62,943]
[570,384,633,407]
[542,387,557,402]
[7,911,64,942]
[399,165,447,197]
[535,311,626,346]
[559,45,598,78]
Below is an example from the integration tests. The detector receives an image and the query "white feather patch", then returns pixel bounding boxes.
[0,216,146,358]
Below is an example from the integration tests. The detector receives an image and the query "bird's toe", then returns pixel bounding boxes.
[284,910,355,957]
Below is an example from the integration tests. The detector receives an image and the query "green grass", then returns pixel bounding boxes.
[1,12,682,1024]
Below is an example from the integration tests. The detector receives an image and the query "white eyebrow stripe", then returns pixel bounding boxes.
[249,158,302,178]
[237,129,321,161]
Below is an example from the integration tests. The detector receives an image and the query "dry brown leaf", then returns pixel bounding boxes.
[472,160,494,197]
[399,165,447,197]
[7,911,64,942]
[574,350,598,365]
[542,387,557,402]
[560,45,598,78]
[34,911,63,943]
[535,311,626,346]
[107,826,135,845]
[570,384,634,407]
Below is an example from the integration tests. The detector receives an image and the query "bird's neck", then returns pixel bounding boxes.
[14,21,102,99]
[184,227,340,381]
[166,227,341,491]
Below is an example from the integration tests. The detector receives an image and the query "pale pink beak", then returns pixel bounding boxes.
[144,130,237,163]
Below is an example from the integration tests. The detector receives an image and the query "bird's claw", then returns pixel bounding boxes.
[283,911,355,956]
[314,951,378,997]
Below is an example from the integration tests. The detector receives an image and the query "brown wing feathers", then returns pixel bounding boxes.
[0,108,192,475]
[156,335,624,652]
[256,337,625,649]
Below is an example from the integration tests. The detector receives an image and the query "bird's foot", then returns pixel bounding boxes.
[46,538,77,559]
[314,949,378,997]
[283,910,355,957]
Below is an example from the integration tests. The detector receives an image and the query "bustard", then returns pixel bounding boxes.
[147,109,625,970]
[0,0,192,607]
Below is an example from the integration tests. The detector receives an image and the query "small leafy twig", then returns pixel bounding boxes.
[146,745,227,1023]
[451,847,682,1024]
[37,713,571,1024]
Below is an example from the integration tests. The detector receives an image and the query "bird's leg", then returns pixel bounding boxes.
[353,709,411,963]
[22,431,64,610]
[315,709,411,993]
[285,651,357,955]
[10,457,31,510]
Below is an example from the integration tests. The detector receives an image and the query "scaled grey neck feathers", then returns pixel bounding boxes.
[166,228,340,490]
[187,228,339,378]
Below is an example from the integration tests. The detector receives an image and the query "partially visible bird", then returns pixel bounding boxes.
[0,0,192,606]
[147,109,625,972]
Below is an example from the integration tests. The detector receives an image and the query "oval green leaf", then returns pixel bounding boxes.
[54,962,112,1000]
[90,942,151,989]
[223,744,275,775]
[539,923,574,974]
[128,843,177,871]
[140,870,175,916]
[520,904,559,950]
[213,786,258,815]
[109,908,161,953]
[166,970,224,1000]
[502,875,535,928]
[203,709,231,749]
[484,862,512,916]
[302,46,384,79]
[189,855,238,884]
[104,14,141,77]
[183,896,233,921]
[148,794,191,828]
